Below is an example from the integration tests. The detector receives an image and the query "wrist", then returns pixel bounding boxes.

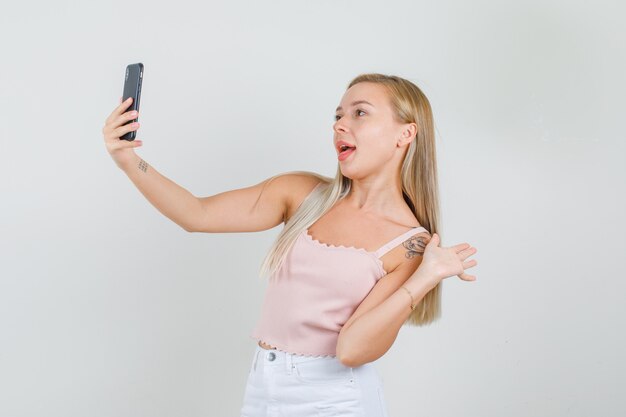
[117,152,140,172]
[404,269,438,297]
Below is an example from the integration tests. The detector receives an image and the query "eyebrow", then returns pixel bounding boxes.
[335,100,375,112]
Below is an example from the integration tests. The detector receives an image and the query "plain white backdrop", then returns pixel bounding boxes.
[1,0,624,416]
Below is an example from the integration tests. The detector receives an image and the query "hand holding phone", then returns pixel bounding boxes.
[101,63,145,170]
[102,96,143,169]
[120,62,143,141]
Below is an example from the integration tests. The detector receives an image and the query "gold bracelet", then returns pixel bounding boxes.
[400,286,417,311]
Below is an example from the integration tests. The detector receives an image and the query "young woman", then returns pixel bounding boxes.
[102,73,478,417]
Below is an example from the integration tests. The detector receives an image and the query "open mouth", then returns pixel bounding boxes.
[338,145,356,160]
[338,144,356,155]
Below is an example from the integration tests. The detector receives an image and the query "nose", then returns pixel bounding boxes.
[333,119,348,134]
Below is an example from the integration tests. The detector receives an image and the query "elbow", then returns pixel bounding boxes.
[337,352,355,368]
[336,345,359,368]
[337,340,384,368]
[336,333,362,367]
[183,225,196,233]
[338,353,364,368]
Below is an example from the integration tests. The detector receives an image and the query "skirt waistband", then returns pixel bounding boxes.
[252,343,342,370]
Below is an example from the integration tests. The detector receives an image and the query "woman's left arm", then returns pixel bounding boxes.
[335,264,434,367]
[336,233,477,367]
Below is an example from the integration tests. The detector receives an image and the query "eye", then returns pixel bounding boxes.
[334,109,366,122]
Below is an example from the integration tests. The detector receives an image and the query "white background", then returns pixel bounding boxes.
[1,0,624,416]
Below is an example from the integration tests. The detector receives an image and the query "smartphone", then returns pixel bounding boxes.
[121,62,144,141]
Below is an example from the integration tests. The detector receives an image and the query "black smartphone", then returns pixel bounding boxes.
[121,62,144,141]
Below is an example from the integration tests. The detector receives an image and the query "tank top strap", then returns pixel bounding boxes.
[374,226,429,258]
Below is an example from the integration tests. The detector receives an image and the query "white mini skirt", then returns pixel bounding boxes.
[240,343,390,417]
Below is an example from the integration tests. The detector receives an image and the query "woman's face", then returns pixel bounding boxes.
[333,82,409,179]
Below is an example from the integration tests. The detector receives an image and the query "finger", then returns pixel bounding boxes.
[458,272,476,281]
[107,109,138,133]
[462,259,478,269]
[112,121,139,138]
[453,242,471,252]
[116,97,133,115]
[104,120,139,140]
[113,110,139,130]
[459,246,477,260]
[105,97,133,125]
[112,138,143,150]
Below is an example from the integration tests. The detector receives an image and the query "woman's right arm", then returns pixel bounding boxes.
[117,153,204,232]
[103,97,304,234]
[103,97,203,232]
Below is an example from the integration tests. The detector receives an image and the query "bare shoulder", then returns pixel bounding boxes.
[387,229,432,274]
[280,171,328,223]
[402,230,432,259]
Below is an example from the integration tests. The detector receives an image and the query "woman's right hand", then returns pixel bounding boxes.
[102,97,143,169]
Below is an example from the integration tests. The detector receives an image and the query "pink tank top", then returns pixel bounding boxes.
[250,183,429,357]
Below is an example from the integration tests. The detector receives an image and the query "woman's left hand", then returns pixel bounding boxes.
[410,233,478,290]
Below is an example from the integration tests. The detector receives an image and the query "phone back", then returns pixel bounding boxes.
[121,63,144,140]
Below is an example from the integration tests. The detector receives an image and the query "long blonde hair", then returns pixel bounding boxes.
[258,73,442,326]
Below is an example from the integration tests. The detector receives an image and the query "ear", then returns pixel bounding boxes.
[397,122,417,147]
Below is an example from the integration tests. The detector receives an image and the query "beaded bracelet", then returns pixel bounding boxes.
[400,286,417,311]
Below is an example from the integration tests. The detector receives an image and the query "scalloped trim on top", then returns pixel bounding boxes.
[301,229,387,276]
[255,338,337,358]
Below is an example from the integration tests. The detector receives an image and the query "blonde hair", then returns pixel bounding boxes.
[258,73,442,326]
